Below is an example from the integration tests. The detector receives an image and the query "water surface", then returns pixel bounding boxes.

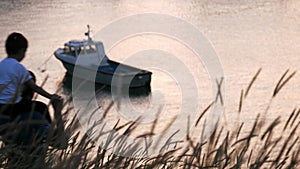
[0,0,300,141]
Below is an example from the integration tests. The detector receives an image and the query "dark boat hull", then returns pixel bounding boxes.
[58,58,151,88]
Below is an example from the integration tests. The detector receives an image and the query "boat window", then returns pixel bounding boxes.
[86,45,96,54]
[77,47,83,55]
[70,47,77,56]
[63,46,77,56]
[63,46,70,53]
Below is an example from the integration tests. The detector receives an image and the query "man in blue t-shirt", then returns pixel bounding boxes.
[0,32,65,147]
[0,32,62,114]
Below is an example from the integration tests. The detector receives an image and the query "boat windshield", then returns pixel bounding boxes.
[63,44,98,57]
[63,46,77,56]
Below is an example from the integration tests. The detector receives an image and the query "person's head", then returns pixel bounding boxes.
[5,32,28,61]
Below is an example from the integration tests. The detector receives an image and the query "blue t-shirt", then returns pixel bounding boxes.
[0,58,32,104]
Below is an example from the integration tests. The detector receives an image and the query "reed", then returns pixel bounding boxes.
[0,69,299,169]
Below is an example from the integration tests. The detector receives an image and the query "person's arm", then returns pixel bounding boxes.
[24,79,60,100]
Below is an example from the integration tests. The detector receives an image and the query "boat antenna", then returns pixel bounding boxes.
[85,25,92,41]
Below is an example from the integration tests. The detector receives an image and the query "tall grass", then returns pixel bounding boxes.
[0,69,300,169]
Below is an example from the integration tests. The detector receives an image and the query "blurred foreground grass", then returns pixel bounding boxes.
[0,69,299,169]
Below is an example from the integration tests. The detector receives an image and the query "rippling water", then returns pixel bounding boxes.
[0,0,300,139]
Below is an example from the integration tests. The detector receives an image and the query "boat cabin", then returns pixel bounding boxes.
[63,40,108,65]
[63,40,104,57]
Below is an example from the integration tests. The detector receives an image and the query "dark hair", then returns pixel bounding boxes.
[5,32,28,55]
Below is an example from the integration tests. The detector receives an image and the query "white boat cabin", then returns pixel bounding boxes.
[63,40,106,58]
[63,40,108,66]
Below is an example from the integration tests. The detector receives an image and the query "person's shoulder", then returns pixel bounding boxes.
[0,58,17,69]
[0,57,10,64]
[1,57,18,64]
[9,58,25,66]
[2,58,28,73]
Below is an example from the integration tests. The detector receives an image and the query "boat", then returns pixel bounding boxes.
[54,26,152,88]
